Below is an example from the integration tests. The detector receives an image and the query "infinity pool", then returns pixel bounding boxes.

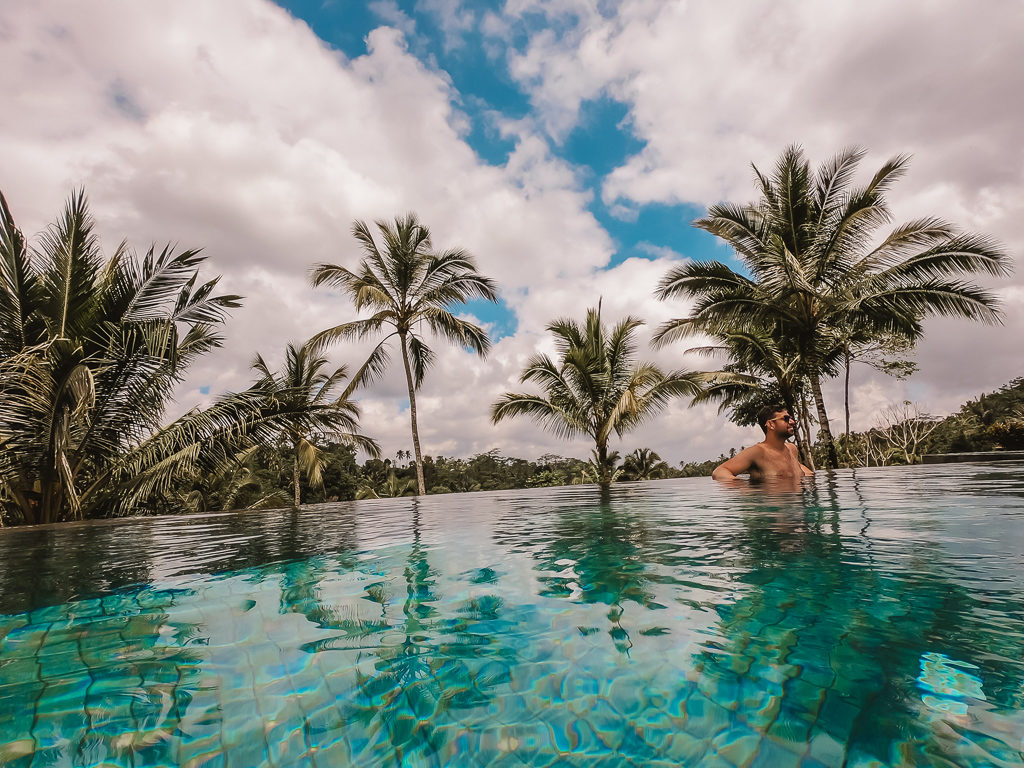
[1,464,1023,767]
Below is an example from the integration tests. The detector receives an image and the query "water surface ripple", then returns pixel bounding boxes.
[1,463,1023,766]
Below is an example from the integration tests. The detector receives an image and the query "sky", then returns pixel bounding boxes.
[1,1,1022,465]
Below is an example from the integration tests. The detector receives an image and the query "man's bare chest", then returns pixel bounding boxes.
[751,446,801,478]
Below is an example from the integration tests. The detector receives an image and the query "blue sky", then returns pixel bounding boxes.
[276,0,722,339]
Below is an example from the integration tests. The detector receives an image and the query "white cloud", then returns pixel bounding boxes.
[369,0,417,39]
[0,0,641,465]
[415,0,476,52]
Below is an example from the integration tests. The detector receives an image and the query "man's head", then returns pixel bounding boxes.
[756,404,796,437]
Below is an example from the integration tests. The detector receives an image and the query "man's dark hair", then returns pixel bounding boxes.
[756,404,786,434]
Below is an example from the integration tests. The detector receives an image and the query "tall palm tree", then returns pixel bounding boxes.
[491,305,701,490]
[251,342,379,510]
[0,189,243,523]
[310,214,498,495]
[656,145,1009,468]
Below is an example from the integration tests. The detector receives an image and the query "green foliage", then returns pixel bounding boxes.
[920,378,1024,455]
[656,145,1009,469]
[0,189,247,524]
[250,341,378,508]
[987,420,1024,450]
[677,458,721,478]
[356,470,416,499]
[310,213,498,495]
[621,448,669,481]
[492,304,700,489]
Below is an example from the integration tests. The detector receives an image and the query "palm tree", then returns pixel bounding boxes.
[676,327,821,467]
[310,214,498,495]
[0,189,244,524]
[0,189,353,525]
[621,448,670,481]
[355,471,417,499]
[251,342,379,510]
[656,145,1009,468]
[175,445,291,514]
[491,305,701,490]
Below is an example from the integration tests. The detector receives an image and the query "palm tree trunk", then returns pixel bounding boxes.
[809,373,839,469]
[798,389,816,471]
[292,451,301,510]
[782,392,812,470]
[597,442,611,491]
[39,473,61,524]
[399,332,425,495]
[843,346,852,465]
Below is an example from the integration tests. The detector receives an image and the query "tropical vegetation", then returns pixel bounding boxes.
[0,140,1016,525]
[0,189,252,524]
[250,342,379,509]
[654,145,1009,468]
[310,214,498,496]
[621,448,671,480]
[0,190,377,525]
[491,305,701,490]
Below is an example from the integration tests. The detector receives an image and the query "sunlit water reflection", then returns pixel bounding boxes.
[1,464,1023,766]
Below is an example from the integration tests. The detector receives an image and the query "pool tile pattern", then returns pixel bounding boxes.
[1,465,1024,766]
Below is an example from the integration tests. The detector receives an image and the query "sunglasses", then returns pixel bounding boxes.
[771,414,796,424]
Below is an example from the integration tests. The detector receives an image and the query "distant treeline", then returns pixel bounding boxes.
[169,445,727,512]
[178,375,1021,509]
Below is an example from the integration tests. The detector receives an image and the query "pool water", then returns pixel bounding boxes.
[1,464,1023,767]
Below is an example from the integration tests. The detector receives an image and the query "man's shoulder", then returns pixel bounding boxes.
[734,442,768,462]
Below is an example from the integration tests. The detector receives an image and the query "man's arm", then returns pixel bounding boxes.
[712,446,759,480]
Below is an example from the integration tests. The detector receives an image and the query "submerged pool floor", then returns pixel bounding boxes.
[1,464,1023,766]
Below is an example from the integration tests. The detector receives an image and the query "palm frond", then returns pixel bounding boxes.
[406,334,435,388]
[35,188,103,341]
[0,191,41,355]
[420,306,491,356]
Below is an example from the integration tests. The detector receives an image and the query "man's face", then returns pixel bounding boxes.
[767,411,796,439]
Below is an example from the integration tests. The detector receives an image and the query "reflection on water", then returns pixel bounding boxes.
[1,465,1023,766]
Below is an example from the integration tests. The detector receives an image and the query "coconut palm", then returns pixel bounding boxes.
[251,342,379,510]
[621,448,670,481]
[656,145,1009,468]
[571,449,623,486]
[0,190,353,524]
[310,214,498,495]
[0,189,245,524]
[681,326,821,467]
[355,471,417,499]
[491,305,701,490]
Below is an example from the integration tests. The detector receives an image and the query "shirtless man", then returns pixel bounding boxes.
[712,405,814,481]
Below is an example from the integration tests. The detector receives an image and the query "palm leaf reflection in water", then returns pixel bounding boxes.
[500,496,667,655]
[0,588,206,767]
[0,467,1023,766]
[299,505,521,765]
[491,478,1024,766]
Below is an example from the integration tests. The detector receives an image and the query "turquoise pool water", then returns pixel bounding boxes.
[1,463,1023,767]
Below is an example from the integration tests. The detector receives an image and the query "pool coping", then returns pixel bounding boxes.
[922,450,1024,464]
